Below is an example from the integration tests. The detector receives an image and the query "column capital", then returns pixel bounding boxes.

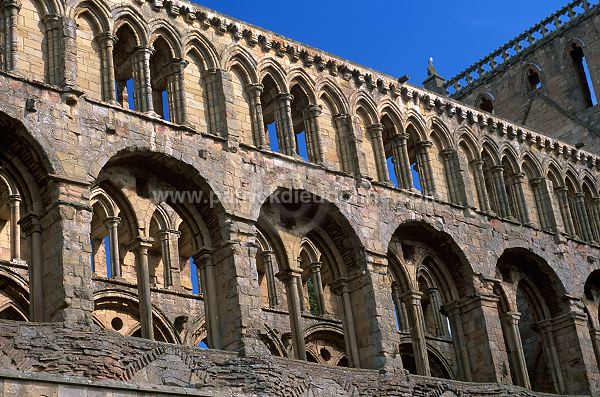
[330,278,349,295]
[158,229,181,240]
[310,261,323,272]
[167,59,189,75]
[134,46,155,57]
[245,83,264,96]
[6,194,21,206]
[18,213,41,235]
[501,311,521,324]
[0,0,21,11]
[192,246,212,263]
[401,290,424,305]
[104,216,121,228]
[536,318,554,334]
[441,147,458,157]
[490,164,505,172]
[510,172,526,183]
[415,140,433,149]
[276,268,302,284]
[367,123,384,138]
[128,236,154,252]
[575,191,586,199]
[275,92,294,103]
[531,177,547,186]
[95,32,117,46]
[333,113,351,122]
[42,13,61,28]
[304,104,322,119]
[391,132,409,143]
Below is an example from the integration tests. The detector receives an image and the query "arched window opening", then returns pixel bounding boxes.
[477,94,494,113]
[406,125,423,192]
[527,68,542,92]
[290,85,311,161]
[570,43,597,108]
[261,75,281,152]
[150,37,175,121]
[114,24,138,110]
[381,114,399,188]
[75,11,103,100]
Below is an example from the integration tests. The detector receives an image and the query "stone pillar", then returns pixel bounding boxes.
[390,133,413,190]
[193,248,221,349]
[277,268,306,360]
[165,60,189,125]
[591,329,600,370]
[445,301,472,381]
[104,216,121,278]
[509,173,531,225]
[310,262,326,316]
[331,278,361,368]
[42,14,63,85]
[367,123,390,184]
[1,0,20,71]
[274,93,296,156]
[442,148,466,205]
[415,141,436,197]
[95,32,117,103]
[537,319,566,394]
[490,165,512,219]
[245,83,267,148]
[589,197,600,242]
[203,69,224,136]
[574,192,594,242]
[427,288,447,338]
[470,159,493,213]
[402,291,430,376]
[262,250,278,308]
[304,105,324,164]
[334,113,361,175]
[531,177,557,232]
[501,312,531,389]
[391,282,409,332]
[131,237,154,340]
[7,194,20,262]
[556,187,576,237]
[132,46,155,113]
[158,230,173,288]
[19,214,42,321]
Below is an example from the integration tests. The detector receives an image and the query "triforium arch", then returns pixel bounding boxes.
[255,187,381,369]
[0,111,88,324]
[90,149,234,350]
[456,127,488,211]
[494,248,595,394]
[521,152,556,231]
[404,110,435,196]
[387,221,474,381]
[288,70,322,164]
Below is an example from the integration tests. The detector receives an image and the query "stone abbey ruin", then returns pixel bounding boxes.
[1,0,600,395]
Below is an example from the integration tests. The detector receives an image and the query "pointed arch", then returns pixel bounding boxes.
[222,45,259,84]
[148,20,183,59]
[112,7,148,47]
[258,58,288,94]
[73,0,112,33]
[184,32,219,71]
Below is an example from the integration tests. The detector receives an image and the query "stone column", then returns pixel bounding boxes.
[415,141,436,197]
[131,237,154,340]
[445,301,472,381]
[470,159,493,213]
[304,105,324,164]
[510,173,531,225]
[19,214,42,321]
[591,329,600,370]
[402,291,430,376]
[442,148,466,205]
[193,248,221,349]
[589,197,600,242]
[537,319,566,394]
[331,278,361,368]
[334,113,363,175]
[390,133,413,190]
[132,46,155,113]
[165,60,189,125]
[42,14,63,85]
[501,312,531,389]
[1,0,20,71]
[368,123,390,184]
[530,178,553,231]
[556,187,576,237]
[274,93,296,156]
[95,32,117,103]
[427,288,447,338]
[490,165,512,219]
[245,83,267,148]
[310,262,326,316]
[277,268,306,360]
[574,192,595,242]
[104,216,121,278]
[7,194,20,262]
[391,282,409,332]
[203,68,225,136]
[158,230,173,288]
[262,250,278,307]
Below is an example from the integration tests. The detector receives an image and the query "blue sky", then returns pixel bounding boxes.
[193,0,569,85]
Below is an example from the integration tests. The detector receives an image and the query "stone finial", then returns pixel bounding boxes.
[423,57,447,96]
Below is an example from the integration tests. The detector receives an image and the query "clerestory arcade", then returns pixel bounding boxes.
[0,0,599,395]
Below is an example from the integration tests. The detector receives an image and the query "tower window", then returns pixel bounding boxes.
[527,68,542,92]
[478,94,494,113]
[570,43,597,108]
